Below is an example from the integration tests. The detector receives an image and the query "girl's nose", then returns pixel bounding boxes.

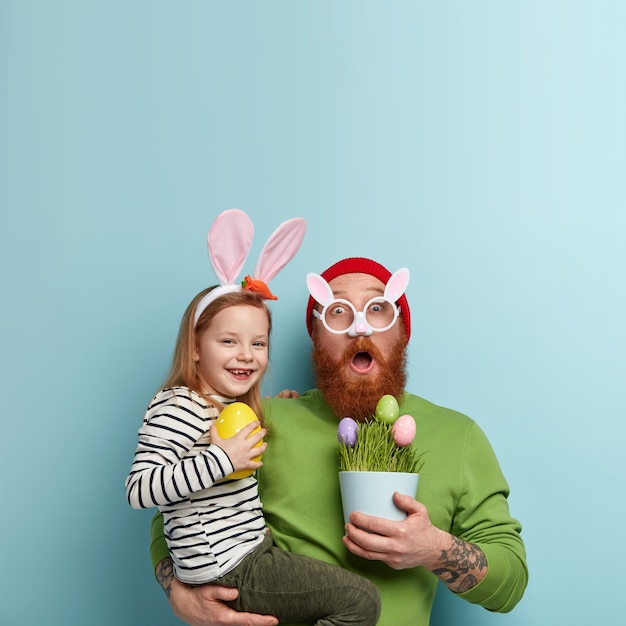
[237,347,253,361]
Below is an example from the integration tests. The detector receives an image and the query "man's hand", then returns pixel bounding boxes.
[342,492,487,593]
[273,389,300,398]
[157,558,279,626]
[342,492,446,570]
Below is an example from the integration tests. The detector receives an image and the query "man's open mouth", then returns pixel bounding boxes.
[350,351,374,374]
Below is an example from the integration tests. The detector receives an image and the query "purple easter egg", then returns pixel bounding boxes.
[337,417,359,447]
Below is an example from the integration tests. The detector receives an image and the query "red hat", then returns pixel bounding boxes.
[306,257,411,340]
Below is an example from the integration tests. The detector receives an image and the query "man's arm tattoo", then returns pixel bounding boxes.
[156,557,175,599]
[432,536,487,593]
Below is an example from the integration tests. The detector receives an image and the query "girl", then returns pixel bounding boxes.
[125,210,381,625]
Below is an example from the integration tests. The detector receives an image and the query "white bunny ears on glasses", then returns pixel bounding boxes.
[306,267,409,336]
[193,209,306,327]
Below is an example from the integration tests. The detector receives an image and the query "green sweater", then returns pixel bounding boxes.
[150,390,527,625]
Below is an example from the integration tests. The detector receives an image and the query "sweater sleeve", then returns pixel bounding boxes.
[453,422,528,612]
[125,390,234,509]
[150,511,170,576]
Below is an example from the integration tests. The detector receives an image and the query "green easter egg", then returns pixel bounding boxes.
[375,394,400,424]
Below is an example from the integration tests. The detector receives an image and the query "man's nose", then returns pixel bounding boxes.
[347,312,373,337]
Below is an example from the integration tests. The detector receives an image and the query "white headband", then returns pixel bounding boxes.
[193,209,306,327]
[193,285,242,327]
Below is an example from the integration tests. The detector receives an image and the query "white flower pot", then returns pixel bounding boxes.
[338,471,419,523]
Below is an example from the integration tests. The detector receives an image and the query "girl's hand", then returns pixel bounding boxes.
[209,421,267,474]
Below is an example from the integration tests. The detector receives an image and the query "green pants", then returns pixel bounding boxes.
[212,530,381,625]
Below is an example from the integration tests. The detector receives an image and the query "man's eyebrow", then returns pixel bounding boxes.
[332,286,385,298]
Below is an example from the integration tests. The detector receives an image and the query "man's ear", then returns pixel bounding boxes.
[398,315,410,347]
[309,318,322,342]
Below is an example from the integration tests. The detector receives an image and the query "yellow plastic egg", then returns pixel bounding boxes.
[215,402,263,479]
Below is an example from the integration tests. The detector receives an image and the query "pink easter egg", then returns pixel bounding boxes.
[392,414,416,447]
[337,417,359,447]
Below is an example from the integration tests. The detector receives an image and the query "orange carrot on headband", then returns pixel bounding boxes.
[242,275,278,300]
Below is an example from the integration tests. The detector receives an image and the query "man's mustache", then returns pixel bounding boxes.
[340,336,385,365]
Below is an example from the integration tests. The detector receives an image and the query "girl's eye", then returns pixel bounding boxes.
[253,341,267,348]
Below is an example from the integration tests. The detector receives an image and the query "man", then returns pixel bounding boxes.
[150,257,528,625]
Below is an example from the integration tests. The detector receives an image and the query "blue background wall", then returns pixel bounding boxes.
[1,2,624,624]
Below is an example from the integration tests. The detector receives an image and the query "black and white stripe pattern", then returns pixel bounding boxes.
[125,387,265,583]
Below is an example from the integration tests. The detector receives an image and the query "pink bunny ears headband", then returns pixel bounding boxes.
[193,209,306,327]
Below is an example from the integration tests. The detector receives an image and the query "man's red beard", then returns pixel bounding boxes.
[312,331,408,421]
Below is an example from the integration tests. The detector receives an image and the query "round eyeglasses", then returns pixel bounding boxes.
[312,297,400,337]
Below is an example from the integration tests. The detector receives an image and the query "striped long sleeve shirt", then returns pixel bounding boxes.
[125,387,266,583]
